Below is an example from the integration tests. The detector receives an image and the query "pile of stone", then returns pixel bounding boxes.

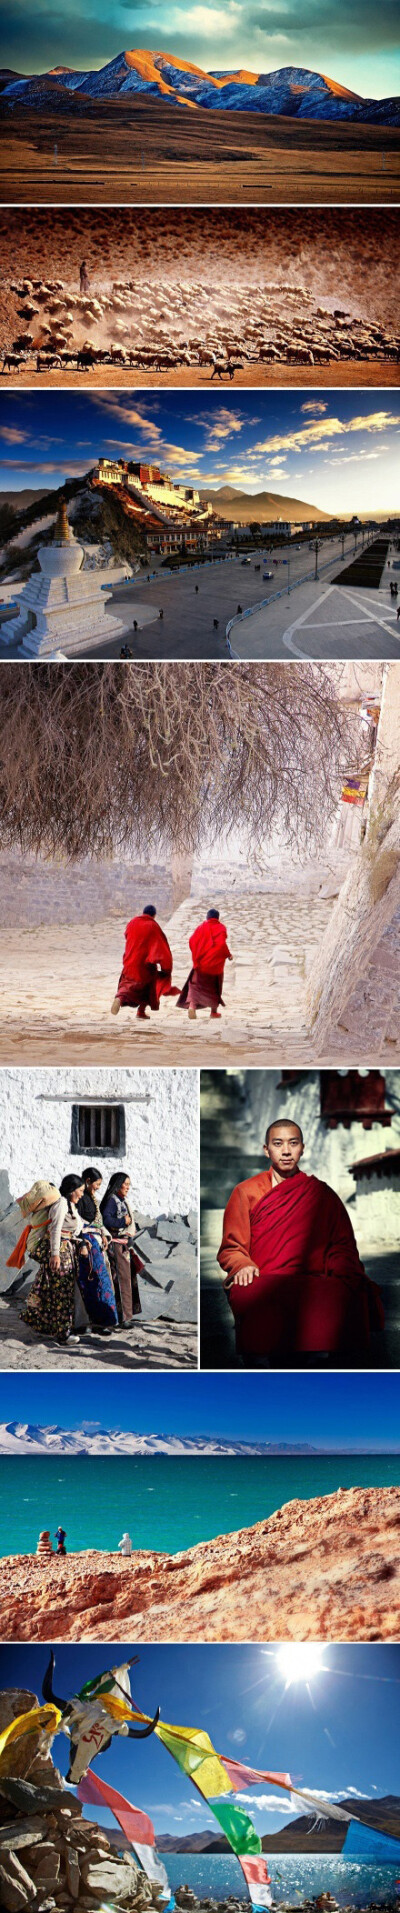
[132,1211,198,1323]
[0,1688,162,1913]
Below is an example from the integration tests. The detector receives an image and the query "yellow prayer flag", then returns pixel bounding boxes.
[0,1705,62,1777]
[155,1720,231,1798]
[100,1695,147,1725]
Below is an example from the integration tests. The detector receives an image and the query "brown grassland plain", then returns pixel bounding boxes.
[1,97,399,203]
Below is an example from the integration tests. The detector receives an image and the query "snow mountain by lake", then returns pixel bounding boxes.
[0,1423,320,1457]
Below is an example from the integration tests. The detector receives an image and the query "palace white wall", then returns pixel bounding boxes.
[0,1067,198,1216]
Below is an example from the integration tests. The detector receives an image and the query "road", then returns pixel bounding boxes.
[71,534,365,661]
[231,545,400,659]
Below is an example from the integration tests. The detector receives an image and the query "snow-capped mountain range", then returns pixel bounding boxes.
[0,1422,320,1457]
[3,51,400,124]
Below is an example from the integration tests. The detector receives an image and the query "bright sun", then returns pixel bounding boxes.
[276,1644,327,1685]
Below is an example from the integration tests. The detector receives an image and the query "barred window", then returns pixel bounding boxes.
[71,1104,126,1155]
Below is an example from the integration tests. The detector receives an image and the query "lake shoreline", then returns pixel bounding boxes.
[0,1485,399,1641]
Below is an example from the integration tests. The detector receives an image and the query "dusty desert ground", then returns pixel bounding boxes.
[1,207,399,386]
[1,1486,399,1641]
[1,100,399,205]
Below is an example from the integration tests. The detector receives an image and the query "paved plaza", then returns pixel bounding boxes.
[1,532,398,661]
[80,535,400,661]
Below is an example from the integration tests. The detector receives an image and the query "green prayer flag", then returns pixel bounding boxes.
[210,1800,262,1857]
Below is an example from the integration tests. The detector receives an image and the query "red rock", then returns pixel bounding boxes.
[0,1486,399,1641]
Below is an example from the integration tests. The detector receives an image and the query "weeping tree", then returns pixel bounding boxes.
[0,662,360,862]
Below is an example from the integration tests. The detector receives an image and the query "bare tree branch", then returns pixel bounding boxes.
[0,662,360,861]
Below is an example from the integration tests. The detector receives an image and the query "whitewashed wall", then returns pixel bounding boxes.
[0,1067,198,1215]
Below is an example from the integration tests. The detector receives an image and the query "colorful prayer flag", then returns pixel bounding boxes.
[210,1801,262,1858]
[240,1855,272,1907]
[343,1821,400,1860]
[222,1760,291,1793]
[341,775,368,806]
[0,1706,61,1778]
[155,1723,231,1798]
[77,1769,155,1845]
[78,1663,134,1705]
[77,1771,170,1896]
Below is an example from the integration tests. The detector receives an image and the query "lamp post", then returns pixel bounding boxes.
[314,538,320,580]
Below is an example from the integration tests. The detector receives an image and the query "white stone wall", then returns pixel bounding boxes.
[0,1067,199,1216]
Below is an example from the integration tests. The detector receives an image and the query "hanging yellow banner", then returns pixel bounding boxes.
[0,1705,62,1777]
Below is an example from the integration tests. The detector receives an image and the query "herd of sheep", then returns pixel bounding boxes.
[2,274,399,379]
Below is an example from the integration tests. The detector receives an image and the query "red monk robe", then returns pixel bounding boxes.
[178,917,232,1014]
[218,1167,384,1361]
[116,914,176,1012]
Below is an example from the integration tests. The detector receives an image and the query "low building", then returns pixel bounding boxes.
[349,1146,400,1247]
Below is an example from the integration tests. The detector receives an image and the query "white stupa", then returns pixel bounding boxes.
[2,499,158,656]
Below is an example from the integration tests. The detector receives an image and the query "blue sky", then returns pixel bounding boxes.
[2,1372,400,1449]
[3,0,400,100]
[1,391,400,518]
[1,1644,399,1835]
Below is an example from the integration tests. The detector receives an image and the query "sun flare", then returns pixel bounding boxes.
[276,1644,327,1685]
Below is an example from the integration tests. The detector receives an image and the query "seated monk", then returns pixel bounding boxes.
[177,907,232,1020]
[218,1118,384,1364]
[111,902,179,1021]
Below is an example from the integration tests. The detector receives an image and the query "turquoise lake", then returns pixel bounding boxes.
[1,1452,399,1557]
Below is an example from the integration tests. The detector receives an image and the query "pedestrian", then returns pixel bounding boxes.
[177,907,232,1022]
[118,1531,133,1556]
[133,619,138,631]
[213,618,219,629]
[397,606,400,621]
[55,1526,67,1557]
[159,608,164,619]
[111,902,179,1022]
[195,585,199,593]
[237,604,242,614]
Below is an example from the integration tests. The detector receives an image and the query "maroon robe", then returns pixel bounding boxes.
[178,918,231,1011]
[117,914,176,1011]
[219,1169,384,1360]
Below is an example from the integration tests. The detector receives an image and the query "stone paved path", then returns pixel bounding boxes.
[0,1292,196,1370]
[0,885,398,1063]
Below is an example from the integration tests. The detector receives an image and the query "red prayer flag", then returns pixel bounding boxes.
[77,1769,155,1846]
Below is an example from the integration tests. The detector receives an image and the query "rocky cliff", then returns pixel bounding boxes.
[0,1485,399,1642]
[0,1687,158,1912]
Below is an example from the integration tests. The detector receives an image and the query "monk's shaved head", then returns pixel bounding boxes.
[265,1119,304,1147]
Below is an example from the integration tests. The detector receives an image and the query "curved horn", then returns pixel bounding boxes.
[128,1706,160,1740]
[42,1649,67,1714]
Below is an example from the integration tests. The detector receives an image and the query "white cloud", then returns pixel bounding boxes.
[232,1795,293,1814]
[162,1,242,32]
[0,427,29,445]
[254,410,400,457]
[300,401,328,416]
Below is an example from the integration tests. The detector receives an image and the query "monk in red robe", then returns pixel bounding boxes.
[178,908,232,1020]
[111,903,178,1021]
[218,1119,384,1363]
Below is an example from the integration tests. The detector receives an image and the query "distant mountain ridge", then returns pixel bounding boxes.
[199,485,330,524]
[3,51,400,123]
[0,1422,320,1456]
[93,1797,400,1854]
